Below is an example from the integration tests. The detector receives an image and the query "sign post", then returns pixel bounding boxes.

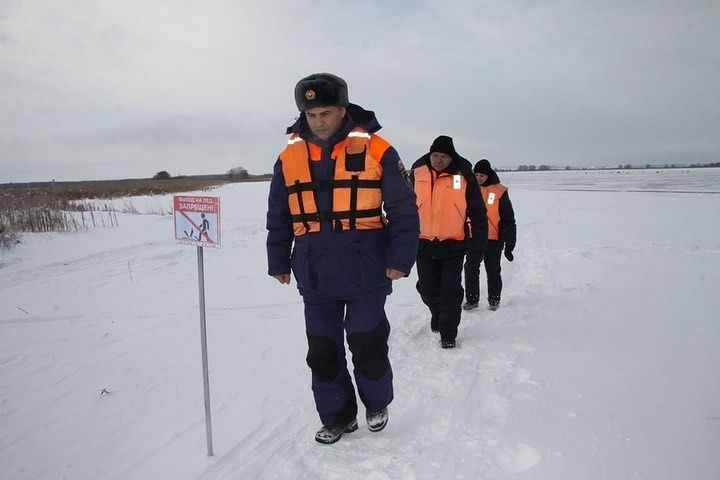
[173,195,221,457]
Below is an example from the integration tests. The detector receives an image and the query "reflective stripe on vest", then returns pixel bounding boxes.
[481,183,507,240]
[414,165,468,241]
[278,127,388,235]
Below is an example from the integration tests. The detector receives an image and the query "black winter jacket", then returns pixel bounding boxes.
[481,171,516,251]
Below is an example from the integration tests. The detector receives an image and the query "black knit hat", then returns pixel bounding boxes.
[474,159,493,175]
[294,73,349,111]
[429,135,457,157]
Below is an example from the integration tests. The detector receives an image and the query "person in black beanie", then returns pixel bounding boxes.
[463,159,516,311]
[410,136,487,348]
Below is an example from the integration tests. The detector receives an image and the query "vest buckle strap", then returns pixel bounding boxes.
[314,179,333,191]
[318,211,334,221]
[331,179,382,189]
[291,208,383,224]
[286,181,314,194]
[317,208,383,221]
[289,211,337,222]
[287,179,380,194]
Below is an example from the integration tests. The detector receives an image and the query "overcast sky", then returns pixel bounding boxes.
[1,0,718,182]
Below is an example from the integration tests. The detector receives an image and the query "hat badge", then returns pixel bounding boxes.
[304,89,316,100]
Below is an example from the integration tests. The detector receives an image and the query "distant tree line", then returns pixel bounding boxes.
[150,166,273,181]
[515,162,720,171]
[517,165,552,171]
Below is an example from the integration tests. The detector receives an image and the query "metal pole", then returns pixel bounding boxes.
[197,245,214,456]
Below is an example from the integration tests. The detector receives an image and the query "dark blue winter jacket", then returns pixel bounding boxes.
[266,104,419,298]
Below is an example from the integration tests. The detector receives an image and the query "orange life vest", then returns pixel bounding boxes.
[414,165,468,241]
[279,127,389,235]
[481,183,507,240]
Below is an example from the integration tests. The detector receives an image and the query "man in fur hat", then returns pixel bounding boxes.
[266,73,419,444]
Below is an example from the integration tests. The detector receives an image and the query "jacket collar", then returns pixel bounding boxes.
[285,104,381,148]
[481,170,501,186]
[415,152,469,176]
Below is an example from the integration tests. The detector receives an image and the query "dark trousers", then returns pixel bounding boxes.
[303,292,393,427]
[416,255,464,341]
[464,240,503,302]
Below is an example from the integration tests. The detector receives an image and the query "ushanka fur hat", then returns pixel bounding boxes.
[294,73,349,112]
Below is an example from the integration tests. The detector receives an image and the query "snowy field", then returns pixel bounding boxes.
[1,168,719,479]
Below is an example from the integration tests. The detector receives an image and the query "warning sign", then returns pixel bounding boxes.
[174,196,221,247]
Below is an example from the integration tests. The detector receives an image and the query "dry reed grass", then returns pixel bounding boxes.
[0,177,239,246]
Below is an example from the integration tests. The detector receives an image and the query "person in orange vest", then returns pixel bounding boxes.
[410,136,487,348]
[463,159,517,311]
[266,73,420,444]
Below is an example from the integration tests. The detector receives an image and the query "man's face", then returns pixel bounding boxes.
[475,172,488,185]
[305,105,346,141]
[430,152,453,172]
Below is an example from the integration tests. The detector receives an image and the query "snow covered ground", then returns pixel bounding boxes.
[1,169,719,479]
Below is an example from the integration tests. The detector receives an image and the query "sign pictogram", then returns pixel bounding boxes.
[173,196,221,247]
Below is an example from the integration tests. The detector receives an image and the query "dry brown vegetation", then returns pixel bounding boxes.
[1,177,251,246]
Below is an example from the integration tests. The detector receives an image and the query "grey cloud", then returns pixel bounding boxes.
[1,0,719,181]
[60,114,258,147]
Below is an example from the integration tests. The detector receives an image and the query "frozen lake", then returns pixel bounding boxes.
[1,168,719,479]
[501,167,720,193]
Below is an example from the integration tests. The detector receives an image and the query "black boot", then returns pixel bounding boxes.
[315,418,358,444]
[488,296,500,311]
[463,293,479,311]
[441,339,456,349]
[462,301,479,311]
[366,407,389,432]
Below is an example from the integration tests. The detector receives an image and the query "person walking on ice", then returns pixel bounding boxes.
[463,159,516,311]
[266,73,419,444]
[410,136,487,348]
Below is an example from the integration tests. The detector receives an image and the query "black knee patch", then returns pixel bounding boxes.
[347,321,390,381]
[306,335,341,383]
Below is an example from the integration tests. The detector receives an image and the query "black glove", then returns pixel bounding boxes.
[504,249,514,262]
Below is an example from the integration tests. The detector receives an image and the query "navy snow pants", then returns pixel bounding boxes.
[303,292,393,428]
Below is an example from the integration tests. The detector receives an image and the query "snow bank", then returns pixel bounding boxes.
[1,171,719,479]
